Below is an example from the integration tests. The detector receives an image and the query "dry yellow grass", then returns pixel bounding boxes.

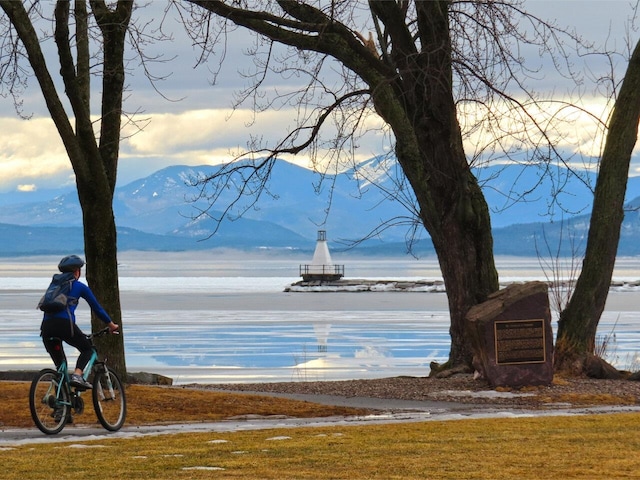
[2,410,640,479]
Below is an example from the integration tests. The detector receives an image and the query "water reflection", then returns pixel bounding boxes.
[2,309,452,384]
[116,310,453,384]
[2,307,638,385]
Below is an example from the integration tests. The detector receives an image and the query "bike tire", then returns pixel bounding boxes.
[92,368,126,431]
[29,369,70,435]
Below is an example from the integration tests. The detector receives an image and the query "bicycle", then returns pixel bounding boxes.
[29,326,127,435]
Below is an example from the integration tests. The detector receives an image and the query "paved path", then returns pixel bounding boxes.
[3,394,640,447]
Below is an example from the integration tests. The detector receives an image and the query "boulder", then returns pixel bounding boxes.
[466,281,554,388]
[127,371,174,385]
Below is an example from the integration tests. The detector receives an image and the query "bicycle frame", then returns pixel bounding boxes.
[51,347,98,407]
[58,348,99,381]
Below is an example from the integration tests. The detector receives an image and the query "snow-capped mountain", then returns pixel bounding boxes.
[2,157,640,256]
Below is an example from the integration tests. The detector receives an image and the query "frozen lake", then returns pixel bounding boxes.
[1,252,639,384]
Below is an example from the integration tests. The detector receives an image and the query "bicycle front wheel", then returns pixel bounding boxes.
[92,368,126,431]
[29,369,70,435]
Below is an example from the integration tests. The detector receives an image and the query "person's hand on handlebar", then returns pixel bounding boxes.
[107,322,119,334]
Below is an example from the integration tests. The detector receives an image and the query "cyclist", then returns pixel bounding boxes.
[40,255,119,390]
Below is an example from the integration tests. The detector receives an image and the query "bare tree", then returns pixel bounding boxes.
[0,0,133,377]
[178,0,601,373]
[557,38,640,376]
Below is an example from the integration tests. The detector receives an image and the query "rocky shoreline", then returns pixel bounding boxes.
[284,278,640,293]
[284,279,446,292]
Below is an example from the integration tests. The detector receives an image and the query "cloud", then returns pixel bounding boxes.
[0,117,74,192]
[117,107,389,180]
[0,1,637,194]
[0,103,389,192]
[123,108,273,157]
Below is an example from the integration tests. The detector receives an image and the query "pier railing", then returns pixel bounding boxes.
[299,264,345,281]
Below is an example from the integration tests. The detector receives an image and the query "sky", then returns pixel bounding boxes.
[0,0,638,195]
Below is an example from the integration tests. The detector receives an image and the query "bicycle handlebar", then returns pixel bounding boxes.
[89,326,118,339]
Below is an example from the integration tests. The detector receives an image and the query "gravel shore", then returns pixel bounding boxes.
[195,374,640,409]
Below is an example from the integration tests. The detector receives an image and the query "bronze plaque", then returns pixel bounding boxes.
[494,319,546,365]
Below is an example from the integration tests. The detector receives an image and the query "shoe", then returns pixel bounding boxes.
[70,374,92,390]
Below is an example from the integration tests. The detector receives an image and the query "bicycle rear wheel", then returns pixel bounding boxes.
[92,367,126,431]
[29,369,70,435]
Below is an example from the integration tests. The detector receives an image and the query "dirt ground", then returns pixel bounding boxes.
[197,374,640,408]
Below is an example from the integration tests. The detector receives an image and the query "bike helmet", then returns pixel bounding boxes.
[58,254,85,272]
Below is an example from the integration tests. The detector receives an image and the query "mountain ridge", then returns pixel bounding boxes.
[2,158,640,257]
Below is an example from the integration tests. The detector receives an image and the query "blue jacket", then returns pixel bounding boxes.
[43,280,112,325]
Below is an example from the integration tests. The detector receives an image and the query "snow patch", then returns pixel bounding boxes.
[435,390,535,399]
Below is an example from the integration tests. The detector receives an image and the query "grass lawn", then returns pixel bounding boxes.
[1,381,639,478]
[2,413,640,479]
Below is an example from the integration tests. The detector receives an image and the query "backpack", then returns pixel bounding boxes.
[37,272,77,313]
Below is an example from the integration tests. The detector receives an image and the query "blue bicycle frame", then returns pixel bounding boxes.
[53,346,99,405]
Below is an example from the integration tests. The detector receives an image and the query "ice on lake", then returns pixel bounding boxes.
[1,253,639,384]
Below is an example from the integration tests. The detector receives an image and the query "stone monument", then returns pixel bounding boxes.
[466,281,554,387]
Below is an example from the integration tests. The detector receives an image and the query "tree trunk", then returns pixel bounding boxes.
[378,0,499,370]
[80,187,125,377]
[557,40,640,373]
[427,173,498,369]
[84,1,132,379]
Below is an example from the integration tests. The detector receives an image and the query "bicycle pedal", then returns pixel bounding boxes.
[73,397,85,415]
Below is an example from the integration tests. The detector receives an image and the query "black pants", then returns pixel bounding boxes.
[41,317,93,372]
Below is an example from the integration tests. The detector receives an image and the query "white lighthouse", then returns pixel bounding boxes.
[299,230,344,281]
